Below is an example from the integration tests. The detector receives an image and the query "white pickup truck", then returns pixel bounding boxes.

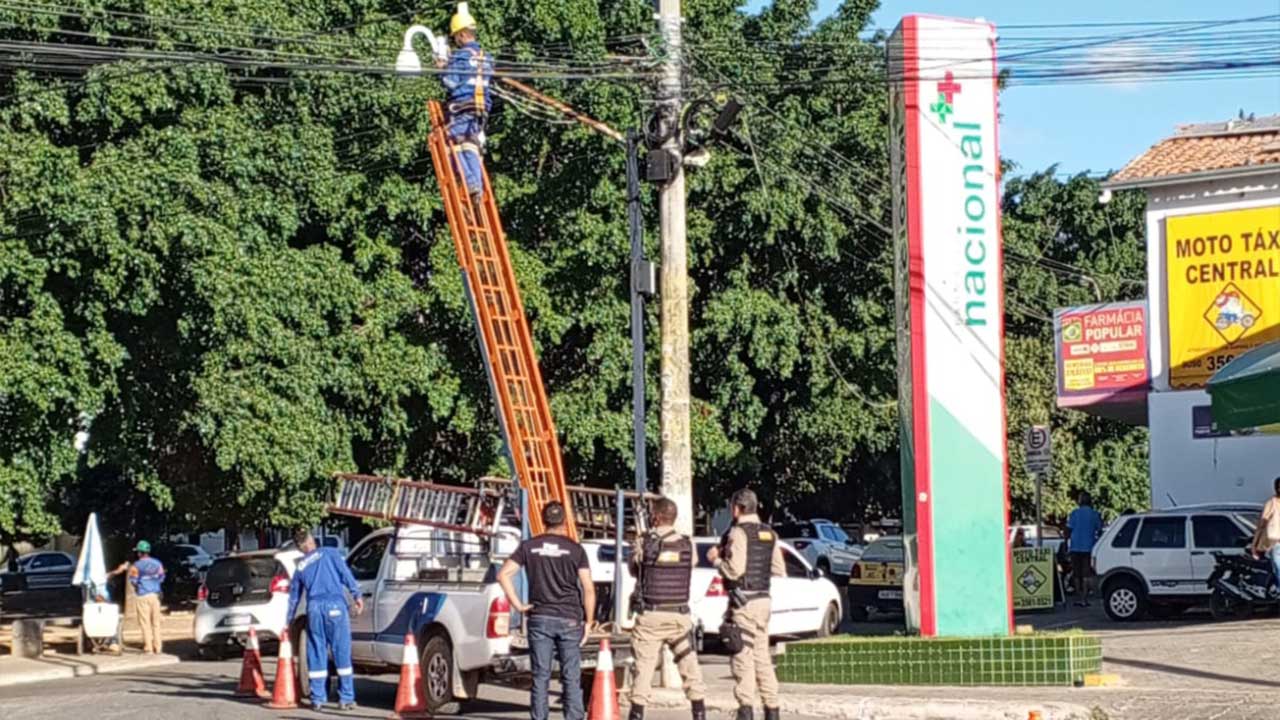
[290,525,632,712]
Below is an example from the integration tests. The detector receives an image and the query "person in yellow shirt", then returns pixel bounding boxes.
[1251,477,1280,580]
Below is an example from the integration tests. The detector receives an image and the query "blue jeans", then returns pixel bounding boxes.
[527,615,584,720]
[1268,546,1280,584]
[305,599,355,706]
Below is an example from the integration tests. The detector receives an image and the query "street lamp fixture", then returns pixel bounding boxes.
[396,25,433,75]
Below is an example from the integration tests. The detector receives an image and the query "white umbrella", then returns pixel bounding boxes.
[73,512,108,598]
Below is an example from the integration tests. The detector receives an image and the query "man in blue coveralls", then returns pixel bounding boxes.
[287,529,364,712]
[435,2,494,215]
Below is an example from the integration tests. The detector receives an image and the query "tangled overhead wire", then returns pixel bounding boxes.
[684,12,1280,88]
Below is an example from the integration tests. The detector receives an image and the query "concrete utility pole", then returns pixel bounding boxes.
[656,0,693,536]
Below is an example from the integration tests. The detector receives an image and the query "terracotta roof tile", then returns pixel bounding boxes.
[1109,115,1280,184]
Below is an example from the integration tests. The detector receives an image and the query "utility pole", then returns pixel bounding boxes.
[655,0,693,536]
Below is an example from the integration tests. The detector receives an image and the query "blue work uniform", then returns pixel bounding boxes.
[131,557,165,597]
[440,40,494,194]
[287,547,361,706]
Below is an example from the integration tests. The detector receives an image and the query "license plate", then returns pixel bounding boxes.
[877,590,903,600]
[224,614,252,626]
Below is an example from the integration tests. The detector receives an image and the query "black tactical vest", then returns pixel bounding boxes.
[725,522,776,594]
[639,530,693,607]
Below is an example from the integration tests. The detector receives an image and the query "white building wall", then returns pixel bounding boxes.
[1141,171,1280,508]
[1149,389,1280,508]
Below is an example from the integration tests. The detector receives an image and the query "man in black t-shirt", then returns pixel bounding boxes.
[498,502,595,720]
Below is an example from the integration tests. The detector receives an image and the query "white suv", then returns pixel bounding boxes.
[1093,504,1260,621]
[775,520,864,579]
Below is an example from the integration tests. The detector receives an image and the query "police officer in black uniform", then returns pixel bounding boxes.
[627,496,706,720]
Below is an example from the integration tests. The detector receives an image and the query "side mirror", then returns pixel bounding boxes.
[809,568,824,580]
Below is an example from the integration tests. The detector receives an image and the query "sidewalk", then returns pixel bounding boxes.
[0,608,192,688]
[638,672,1096,720]
[0,651,180,688]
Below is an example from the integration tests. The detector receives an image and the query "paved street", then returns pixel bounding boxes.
[4,603,1280,719]
[0,655,809,720]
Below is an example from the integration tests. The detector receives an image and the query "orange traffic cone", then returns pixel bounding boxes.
[587,638,620,720]
[390,633,430,719]
[1028,712,1043,720]
[264,628,299,710]
[235,627,269,698]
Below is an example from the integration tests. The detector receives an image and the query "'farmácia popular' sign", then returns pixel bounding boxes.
[1054,301,1148,403]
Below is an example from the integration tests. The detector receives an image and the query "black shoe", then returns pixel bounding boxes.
[629,704,645,720]
[765,707,780,720]
[692,700,706,720]
[736,707,754,720]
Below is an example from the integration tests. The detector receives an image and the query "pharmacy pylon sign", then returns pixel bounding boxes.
[889,16,1011,637]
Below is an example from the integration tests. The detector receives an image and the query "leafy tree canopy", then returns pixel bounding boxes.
[0,0,1148,543]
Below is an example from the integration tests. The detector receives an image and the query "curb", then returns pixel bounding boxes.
[636,688,1096,720]
[0,653,181,688]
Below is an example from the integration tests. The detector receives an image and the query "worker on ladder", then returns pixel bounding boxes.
[435,2,494,216]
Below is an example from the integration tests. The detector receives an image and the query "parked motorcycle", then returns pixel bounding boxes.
[1206,551,1278,620]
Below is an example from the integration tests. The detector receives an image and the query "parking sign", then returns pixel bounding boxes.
[1025,425,1051,475]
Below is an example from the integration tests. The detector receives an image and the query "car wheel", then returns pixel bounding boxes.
[1103,577,1147,621]
[421,632,459,714]
[1209,589,1252,621]
[816,602,840,637]
[196,643,225,661]
[293,621,312,700]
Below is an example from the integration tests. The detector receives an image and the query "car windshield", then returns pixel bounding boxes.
[1233,513,1258,533]
[206,557,281,592]
[695,543,717,568]
[827,525,851,544]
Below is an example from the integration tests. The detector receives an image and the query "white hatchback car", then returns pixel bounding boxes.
[194,548,302,658]
[690,537,842,643]
[1092,503,1260,621]
[583,536,842,643]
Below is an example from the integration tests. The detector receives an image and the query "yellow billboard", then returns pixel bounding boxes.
[1166,206,1280,388]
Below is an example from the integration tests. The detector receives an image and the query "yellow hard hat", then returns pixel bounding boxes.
[450,2,477,35]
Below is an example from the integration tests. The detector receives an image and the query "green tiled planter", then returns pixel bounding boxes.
[775,633,1101,686]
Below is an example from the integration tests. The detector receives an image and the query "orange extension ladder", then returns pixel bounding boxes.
[425,100,577,540]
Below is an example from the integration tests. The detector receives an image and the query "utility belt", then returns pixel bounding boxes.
[447,100,488,121]
[636,601,690,614]
[727,588,769,609]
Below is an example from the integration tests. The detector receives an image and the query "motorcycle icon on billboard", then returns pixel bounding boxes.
[1213,290,1257,331]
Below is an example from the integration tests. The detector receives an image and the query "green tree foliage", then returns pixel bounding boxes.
[1002,171,1150,521]
[0,0,1148,542]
